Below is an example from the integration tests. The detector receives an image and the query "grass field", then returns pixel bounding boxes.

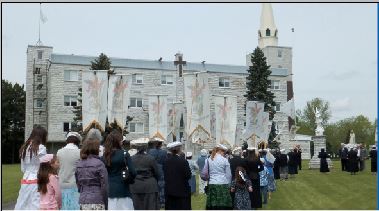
[2,160,377,209]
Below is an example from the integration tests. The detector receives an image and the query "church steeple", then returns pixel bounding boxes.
[258,3,278,48]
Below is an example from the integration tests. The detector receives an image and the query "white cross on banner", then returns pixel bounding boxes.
[214,96,237,148]
[148,95,168,140]
[244,101,266,140]
[167,102,184,140]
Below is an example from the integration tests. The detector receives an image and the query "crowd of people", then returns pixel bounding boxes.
[339,143,377,175]
[14,125,376,210]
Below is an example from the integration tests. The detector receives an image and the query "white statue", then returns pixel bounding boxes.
[349,130,356,144]
[315,107,324,136]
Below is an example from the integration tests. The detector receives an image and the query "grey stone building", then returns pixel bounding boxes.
[25,4,310,157]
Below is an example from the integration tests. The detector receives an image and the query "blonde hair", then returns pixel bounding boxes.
[210,147,224,160]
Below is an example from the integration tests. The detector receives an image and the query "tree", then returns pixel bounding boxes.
[90,53,111,70]
[245,47,277,148]
[1,80,26,163]
[298,98,331,132]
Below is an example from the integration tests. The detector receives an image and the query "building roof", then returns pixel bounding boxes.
[51,53,288,76]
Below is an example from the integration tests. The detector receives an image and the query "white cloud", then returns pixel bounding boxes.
[330,97,351,111]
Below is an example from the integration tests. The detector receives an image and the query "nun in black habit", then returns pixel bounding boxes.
[318,148,330,173]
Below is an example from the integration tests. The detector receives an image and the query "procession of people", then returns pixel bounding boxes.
[13,125,329,210]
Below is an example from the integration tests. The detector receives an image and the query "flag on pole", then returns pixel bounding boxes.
[40,7,48,23]
[107,74,131,129]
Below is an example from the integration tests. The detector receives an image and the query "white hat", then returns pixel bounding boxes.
[186,152,193,157]
[151,137,164,142]
[39,154,54,163]
[258,149,263,152]
[167,141,182,149]
[247,147,257,151]
[128,149,138,156]
[66,131,82,141]
[280,149,286,152]
[232,147,242,156]
[123,136,127,142]
[200,149,208,156]
[216,143,228,151]
[130,138,150,145]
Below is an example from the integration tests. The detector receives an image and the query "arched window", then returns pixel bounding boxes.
[266,28,271,36]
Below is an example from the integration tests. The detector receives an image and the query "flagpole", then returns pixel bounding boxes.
[37,3,41,45]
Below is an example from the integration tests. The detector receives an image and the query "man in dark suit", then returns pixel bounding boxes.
[163,141,192,210]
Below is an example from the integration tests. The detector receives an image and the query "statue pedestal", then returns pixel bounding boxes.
[308,135,333,169]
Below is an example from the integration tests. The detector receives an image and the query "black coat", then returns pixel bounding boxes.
[288,152,298,174]
[273,154,281,179]
[246,159,264,209]
[279,153,288,167]
[229,156,247,181]
[370,149,377,172]
[347,149,359,173]
[318,151,330,172]
[163,153,192,198]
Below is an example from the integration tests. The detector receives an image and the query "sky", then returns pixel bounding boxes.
[2,3,377,123]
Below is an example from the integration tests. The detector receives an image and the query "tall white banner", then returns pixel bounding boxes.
[282,97,296,119]
[82,70,108,132]
[168,102,184,140]
[183,72,211,140]
[215,96,237,147]
[107,74,131,129]
[149,95,168,140]
[244,101,266,141]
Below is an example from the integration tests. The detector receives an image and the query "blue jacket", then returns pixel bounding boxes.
[102,149,136,198]
[197,155,207,171]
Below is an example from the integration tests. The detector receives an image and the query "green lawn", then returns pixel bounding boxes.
[2,164,23,204]
[191,160,377,210]
[2,160,377,209]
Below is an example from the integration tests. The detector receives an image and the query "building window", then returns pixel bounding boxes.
[179,132,184,140]
[161,75,174,85]
[37,50,43,60]
[64,95,78,106]
[36,75,42,83]
[132,74,143,84]
[266,28,271,36]
[34,67,41,74]
[130,98,143,108]
[129,123,144,133]
[278,50,282,58]
[180,114,184,128]
[64,70,79,81]
[35,99,43,108]
[270,80,280,90]
[219,77,230,88]
[275,103,281,112]
[63,122,72,132]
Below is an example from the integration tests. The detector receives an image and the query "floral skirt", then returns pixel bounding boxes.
[206,184,232,209]
[61,187,80,210]
[267,174,276,192]
[80,204,105,210]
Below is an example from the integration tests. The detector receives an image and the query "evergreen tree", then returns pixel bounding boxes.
[245,47,277,148]
[90,53,111,70]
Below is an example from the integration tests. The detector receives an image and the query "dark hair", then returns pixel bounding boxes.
[37,155,58,194]
[248,149,259,162]
[19,126,48,160]
[80,139,100,159]
[235,166,247,187]
[103,131,122,167]
[156,141,163,149]
[169,146,181,155]
[66,136,80,147]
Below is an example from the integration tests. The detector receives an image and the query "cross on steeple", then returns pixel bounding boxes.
[174,52,186,77]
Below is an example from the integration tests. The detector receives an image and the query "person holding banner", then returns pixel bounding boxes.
[246,148,264,209]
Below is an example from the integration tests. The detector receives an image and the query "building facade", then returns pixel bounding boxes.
[25,4,310,156]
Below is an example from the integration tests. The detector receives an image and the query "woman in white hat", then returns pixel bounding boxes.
[186,152,199,195]
[129,138,160,210]
[164,141,192,210]
[56,131,81,210]
[201,143,232,209]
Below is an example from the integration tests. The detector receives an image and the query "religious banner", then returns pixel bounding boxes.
[82,70,108,132]
[281,97,296,119]
[214,96,237,147]
[148,95,168,140]
[183,72,211,141]
[244,101,265,145]
[261,112,270,141]
[107,74,131,129]
[167,102,184,140]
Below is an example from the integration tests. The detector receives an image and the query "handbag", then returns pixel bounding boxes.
[122,151,134,184]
